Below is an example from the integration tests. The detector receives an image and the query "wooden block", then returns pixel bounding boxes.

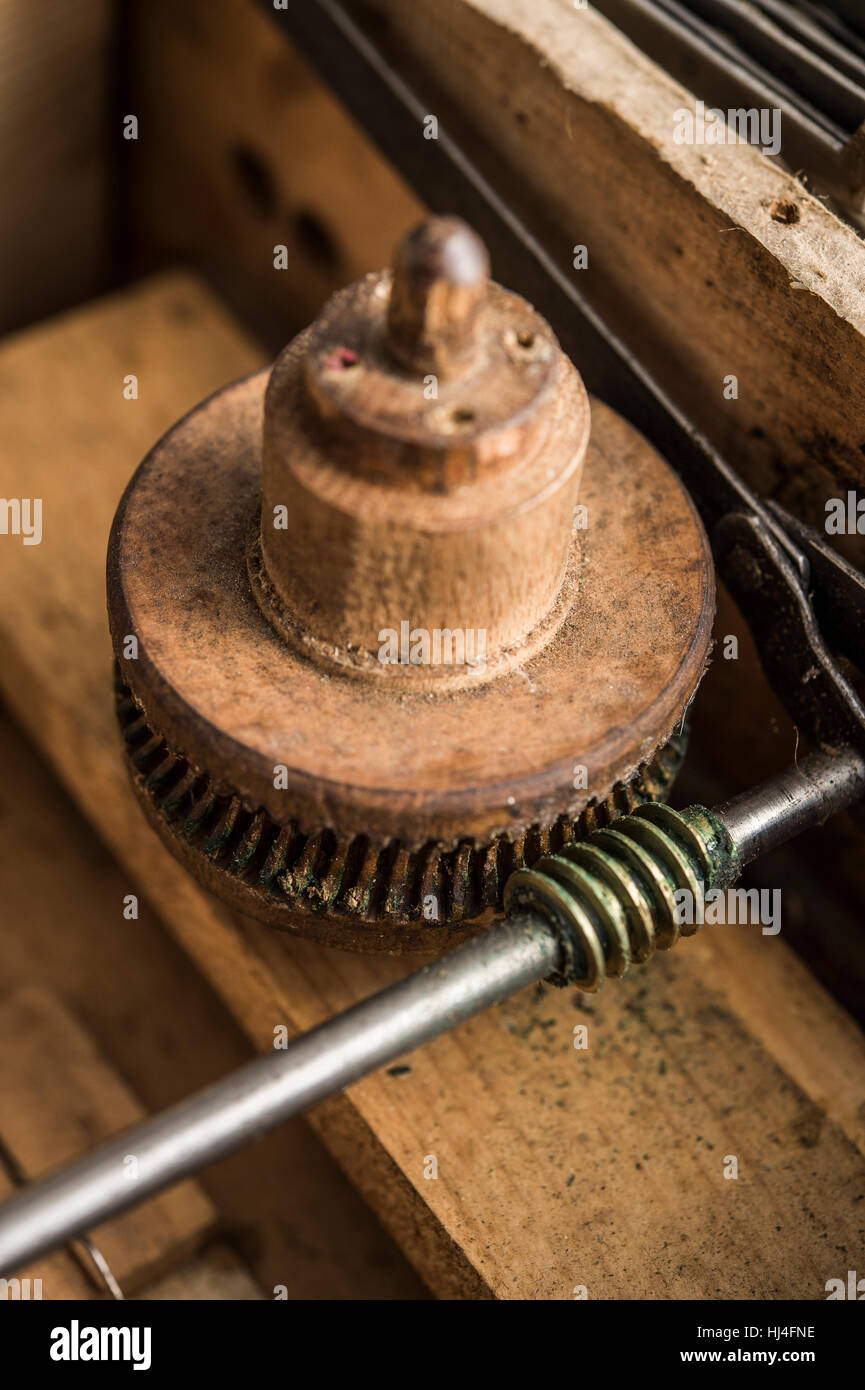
[0,987,216,1293]
[0,0,111,333]
[1,274,865,1297]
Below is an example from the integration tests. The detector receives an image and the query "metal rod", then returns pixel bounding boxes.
[1,748,864,1276]
[0,916,559,1276]
[715,746,865,865]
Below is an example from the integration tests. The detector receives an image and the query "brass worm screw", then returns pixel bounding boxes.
[504,801,741,990]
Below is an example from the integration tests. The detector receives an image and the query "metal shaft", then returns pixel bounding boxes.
[714,746,865,865]
[1,746,863,1276]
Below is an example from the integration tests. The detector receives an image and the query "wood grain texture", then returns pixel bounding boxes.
[342,0,865,568]
[0,989,261,1301]
[1,274,864,1298]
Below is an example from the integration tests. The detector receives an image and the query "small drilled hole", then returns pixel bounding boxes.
[769,199,800,225]
[230,145,278,219]
[452,407,475,425]
[293,209,340,270]
[517,330,535,348]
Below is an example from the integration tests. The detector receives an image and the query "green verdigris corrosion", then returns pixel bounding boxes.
[678,806,742,890]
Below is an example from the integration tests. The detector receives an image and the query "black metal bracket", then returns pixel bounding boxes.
[715,510,865,752]
[264,0,865,754]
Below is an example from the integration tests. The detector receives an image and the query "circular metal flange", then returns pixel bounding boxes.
[107,382,713,953]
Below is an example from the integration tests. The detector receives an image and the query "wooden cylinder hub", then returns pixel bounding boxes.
[253,217,590,682]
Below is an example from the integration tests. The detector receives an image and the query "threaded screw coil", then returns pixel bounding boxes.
[503,802,740,990]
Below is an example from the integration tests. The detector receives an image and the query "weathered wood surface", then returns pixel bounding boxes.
[0,985,261,1300]
[140,1244,263,1301]
[1,275,864,1298]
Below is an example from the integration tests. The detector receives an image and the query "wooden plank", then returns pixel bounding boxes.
[2,274,865,1297]
[0,1003,261,1302]
[341,0,865,570]
[0,987,216,1293]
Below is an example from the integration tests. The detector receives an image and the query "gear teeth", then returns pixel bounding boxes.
[259,825,297,888]
[162,765,197,817]
[418,847,445,925]
[182,783,217,838]
[115,674,692,935]
[450,842,474,921]
[480,842,501,911]
[130,734,164,771]
[317,834,351,909]
[230,810,267,875]
[205,796,243,860]
[123,712,149,745]
[146,753,182,793]
[342,841,380,919]
[279,836,318,898]
[383,847,413,919]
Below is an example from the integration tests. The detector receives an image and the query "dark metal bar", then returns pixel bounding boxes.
[716,745,865,862]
